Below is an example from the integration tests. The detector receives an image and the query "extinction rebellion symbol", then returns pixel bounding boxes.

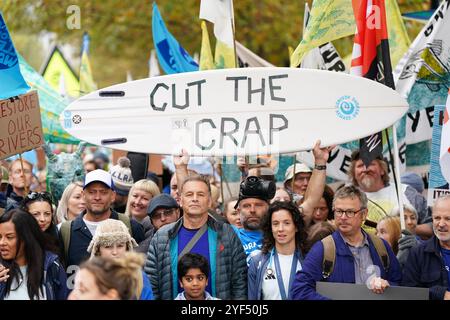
[335,96,360,120]
[72,114,82,124]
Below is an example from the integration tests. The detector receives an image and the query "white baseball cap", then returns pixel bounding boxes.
[83,169,114,190]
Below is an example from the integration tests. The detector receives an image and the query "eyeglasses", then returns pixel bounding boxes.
[152,208,176,219]
[26,191,52,202]
[334,208,365,218]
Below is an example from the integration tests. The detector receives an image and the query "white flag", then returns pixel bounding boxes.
[200,0,234,47]
[149,49,161,77]
[235,41,274,67]
[440,89,450,183]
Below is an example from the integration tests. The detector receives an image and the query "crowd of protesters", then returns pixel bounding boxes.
[0,142,449,301]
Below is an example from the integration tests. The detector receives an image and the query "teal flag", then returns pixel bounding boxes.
[0,12,30,99]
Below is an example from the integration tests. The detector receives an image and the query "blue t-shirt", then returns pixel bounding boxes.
[441,247,450,291]
[232,226,263,264]
[140,271,154,300]
[177,226,212,295]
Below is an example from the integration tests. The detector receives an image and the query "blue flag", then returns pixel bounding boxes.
[0,12,30,99]
[152,2,198,74]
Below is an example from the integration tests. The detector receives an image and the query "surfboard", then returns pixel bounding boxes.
[60,67,408,156]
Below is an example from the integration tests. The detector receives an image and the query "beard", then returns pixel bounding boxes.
[87,204,109,216]
[359,175,376,190]
[243,219,261,231]
[434,228,450,242]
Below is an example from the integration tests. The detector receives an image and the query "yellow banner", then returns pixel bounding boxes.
[79,51,97,95]
[200,21,216,71]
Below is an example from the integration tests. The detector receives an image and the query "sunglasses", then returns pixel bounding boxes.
[26,191,53,203]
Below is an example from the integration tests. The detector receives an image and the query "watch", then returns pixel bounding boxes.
[314,164,327,170]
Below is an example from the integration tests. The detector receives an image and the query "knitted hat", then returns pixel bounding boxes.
[109,157,134,196]
[87,219,138,258]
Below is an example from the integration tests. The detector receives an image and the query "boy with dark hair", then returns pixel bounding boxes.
[175,253,220,300]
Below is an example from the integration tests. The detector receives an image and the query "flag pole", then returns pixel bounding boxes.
[391,123,406,230]
[229,0,238,68]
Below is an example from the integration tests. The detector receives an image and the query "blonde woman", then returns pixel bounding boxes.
[376,216,401,254]
[56,182,86,225]
[69,252,145,300]
[124,179,160,253]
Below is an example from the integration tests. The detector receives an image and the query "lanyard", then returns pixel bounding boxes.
[269,248,300,300]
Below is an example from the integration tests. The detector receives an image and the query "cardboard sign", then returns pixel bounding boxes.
[0,91,44,159]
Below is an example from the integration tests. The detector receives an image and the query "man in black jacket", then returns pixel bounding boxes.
[402,195,450,300]
[61,169,144,268]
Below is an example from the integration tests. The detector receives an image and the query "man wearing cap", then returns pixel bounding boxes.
[60,169,144,267]
[235,141,331,264]
[145,175,247,300]
[283,162,313,200]
[136,193,181,254]
[348,151,432,238]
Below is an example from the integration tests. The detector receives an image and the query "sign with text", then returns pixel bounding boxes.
[0,91,44,159]
[62,68,408,156]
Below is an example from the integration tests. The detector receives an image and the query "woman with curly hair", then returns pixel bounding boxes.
[247,201,307,300]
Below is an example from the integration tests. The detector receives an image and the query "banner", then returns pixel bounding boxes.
[0,12,30,99]
[351,0,394,167]
[385,0,411,69]
[199,0,234,47]
[0,91,44,159]
[41,46,80,99]
[152,2,199,74]
[428,105,450,206]
[290,0,355,67]
[394,0,450,115]
[440,90,450,183]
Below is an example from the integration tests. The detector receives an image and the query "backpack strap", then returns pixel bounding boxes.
[321,235,336,279]
[117,213,132,234]
[60,221,72,263]
[367,233,390,272]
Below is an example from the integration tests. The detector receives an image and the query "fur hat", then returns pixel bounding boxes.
[87,219,138,258]
[109,157,134,196]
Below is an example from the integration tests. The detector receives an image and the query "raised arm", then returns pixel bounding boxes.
[173,148,190,190]
[301,140,333,224]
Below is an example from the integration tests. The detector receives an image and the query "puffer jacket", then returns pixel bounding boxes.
[144,214,247,300]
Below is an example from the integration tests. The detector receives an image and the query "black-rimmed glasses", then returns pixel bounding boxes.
[333,208,365,218]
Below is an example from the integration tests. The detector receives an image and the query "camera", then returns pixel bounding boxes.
[239,176,276,201]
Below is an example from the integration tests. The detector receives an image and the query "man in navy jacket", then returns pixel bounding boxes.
[402,195,450,300]
[291,185,402,300]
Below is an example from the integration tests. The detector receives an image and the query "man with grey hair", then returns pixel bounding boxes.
[348,150,431,238]
[291,184,402,300]
[402,195,450,300]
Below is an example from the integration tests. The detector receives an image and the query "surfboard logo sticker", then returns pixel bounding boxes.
[72,114,82,124]
[335,95,360,120]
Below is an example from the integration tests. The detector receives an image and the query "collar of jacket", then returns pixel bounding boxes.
[72,209,119,231]
[167,213,221,239]
[424,235,445,256]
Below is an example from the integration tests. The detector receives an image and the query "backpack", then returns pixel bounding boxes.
[60,213,132,262]
[321,233,389,279]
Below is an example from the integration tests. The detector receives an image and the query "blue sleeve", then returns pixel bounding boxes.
[382,238,402,286]
[247,256,259,300]
[54,262,70,300]
[140,271,154,300]
[290,241,329,300]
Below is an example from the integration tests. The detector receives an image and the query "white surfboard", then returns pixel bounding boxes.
[60,67,408,156]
